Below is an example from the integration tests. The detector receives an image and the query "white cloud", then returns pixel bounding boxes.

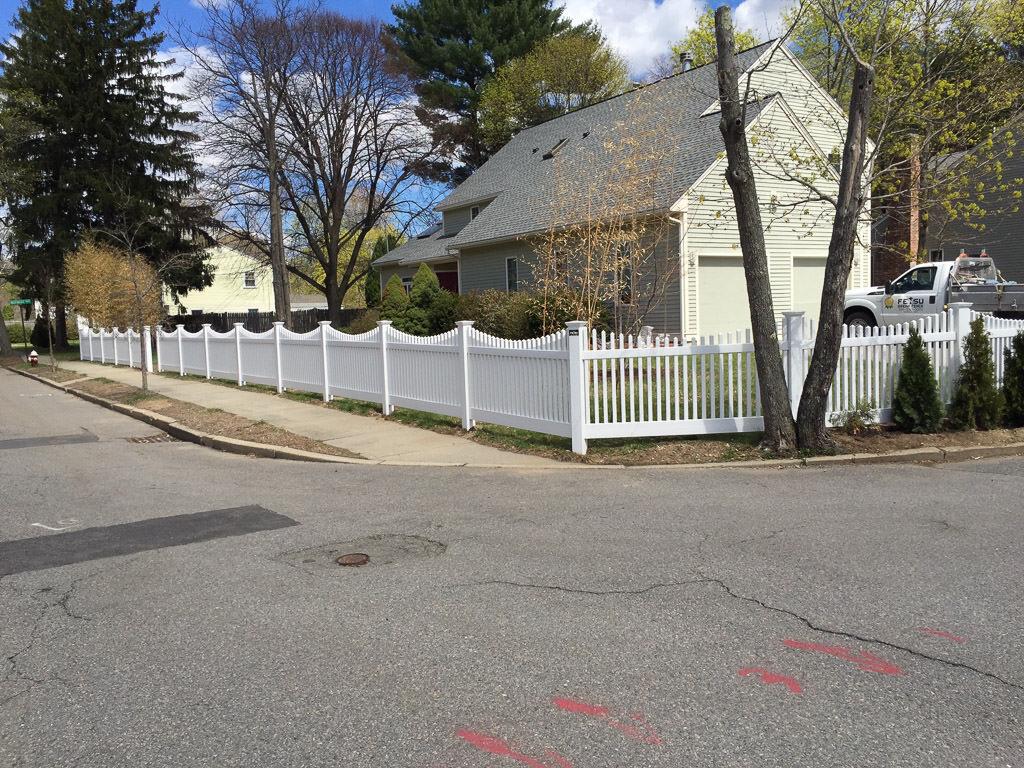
[558,0,792,76]
[558,0,705,77]
[732,0,790,40]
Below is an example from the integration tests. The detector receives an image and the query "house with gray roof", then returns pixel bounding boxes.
[376,41,871,337]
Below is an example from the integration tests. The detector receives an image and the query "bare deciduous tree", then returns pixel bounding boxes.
[714,6,798,453]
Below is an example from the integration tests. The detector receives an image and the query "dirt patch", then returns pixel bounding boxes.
[831,425,1024,454]
[5,362,85,383]
[69,379,363,460]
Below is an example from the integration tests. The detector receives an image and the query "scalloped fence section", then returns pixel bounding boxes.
[79,307,1024,455]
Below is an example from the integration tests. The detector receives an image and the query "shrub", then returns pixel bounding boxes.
[364,270,381,310]
[1002,331,1024,427]
[30,320,53,350]
[892,326,945,433]
[829,398,877,435]
[428,291,459,335]
[380,274,409,328]
[341,308,380,335]
[6,323,29,345]
[948,317,1003,430]
[403,264,442,335]
[2,305,12,321]
[457,290,535,339]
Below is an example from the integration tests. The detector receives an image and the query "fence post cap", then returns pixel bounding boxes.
[272,321,285,327]
[377,320,393,327]
[455,320,475,328]
[782,310,806,318]
[318,320,332,327]
[201,323,212,329]
[564,320,588,329]
[948,302,972,309]
[176,324,184,329]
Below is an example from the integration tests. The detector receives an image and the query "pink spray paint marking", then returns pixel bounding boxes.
[784,639,904,675]
[551,698,662,745]
[738,668,803,694]
[457,731,575,768]
[918,628,966,643]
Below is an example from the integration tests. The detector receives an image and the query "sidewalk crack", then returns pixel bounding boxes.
[452,578,713,597]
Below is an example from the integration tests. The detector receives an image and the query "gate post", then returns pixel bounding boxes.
[566,320,589,455]
[378,320,393,415]
[456,321,475,430]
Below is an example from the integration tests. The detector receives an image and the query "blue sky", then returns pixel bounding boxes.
[1,0,788,76]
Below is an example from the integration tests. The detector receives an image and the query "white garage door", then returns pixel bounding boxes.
[697,255,751,338]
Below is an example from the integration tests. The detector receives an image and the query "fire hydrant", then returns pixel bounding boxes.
[28,350,38,367]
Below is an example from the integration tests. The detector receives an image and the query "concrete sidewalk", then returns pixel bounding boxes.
[59,361,563,468]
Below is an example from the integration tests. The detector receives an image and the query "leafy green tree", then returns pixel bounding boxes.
[479,32,629,151]
[403,263,441,335]
[671,8,758,68]
[0,0,212,348]
[388,0,572,183]
[892,327,945,433]
[1001,331,1024,427]
[381,274,410,329]
[948,317,1004,429]
[787,0,1024,268]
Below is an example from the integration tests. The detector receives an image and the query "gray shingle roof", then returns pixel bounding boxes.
[380,42,774,265]
[372,224,455,267]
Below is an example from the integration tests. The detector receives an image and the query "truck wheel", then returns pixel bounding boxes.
[844,310,876,329]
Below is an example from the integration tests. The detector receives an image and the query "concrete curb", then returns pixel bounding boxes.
[9,366,1024,469]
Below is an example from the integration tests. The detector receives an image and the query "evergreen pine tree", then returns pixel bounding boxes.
[1001,331,1024,427]
[404,264,442,336]
[892,326,945,433]
[381,275,410,330]
[0,0,212,346]
[948,317,1004,430]
[364,271,382,310]
[389,0,571,182]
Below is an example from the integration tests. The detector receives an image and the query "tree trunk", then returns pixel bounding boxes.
[796,62,876,452]
[0,317,14,357]
[326,277,342,327]
[268,158,292,329]
[714,6,797,454]
[55,300,68,350]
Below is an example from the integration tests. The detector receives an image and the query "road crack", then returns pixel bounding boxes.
[451,578,713,597]
[702,575,1023,692]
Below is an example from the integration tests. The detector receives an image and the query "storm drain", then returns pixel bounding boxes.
[128,433,177,444]
[280,534,446,573]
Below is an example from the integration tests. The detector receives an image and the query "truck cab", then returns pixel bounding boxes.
[843,263,952,328]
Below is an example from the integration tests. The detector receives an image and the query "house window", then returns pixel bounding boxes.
[243,271,256,289]
[471,205,480,219]
[930,249,944,261]
[401,277,413,295]
[506,257,519,292]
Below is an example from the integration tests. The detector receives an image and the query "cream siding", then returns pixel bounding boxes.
[682,99,870,335]
[170,246,274,314]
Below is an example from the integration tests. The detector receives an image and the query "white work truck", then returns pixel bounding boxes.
[843,255,1024,328]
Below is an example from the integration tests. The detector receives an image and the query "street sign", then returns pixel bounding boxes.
[9,299,30,306]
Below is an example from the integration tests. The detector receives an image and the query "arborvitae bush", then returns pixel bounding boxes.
[948,317,1003,430]
[380,274,409,329]
[363,271,381,309]
[1002,331,1024,427]
[892,326,945,433]
[404,264,441,335]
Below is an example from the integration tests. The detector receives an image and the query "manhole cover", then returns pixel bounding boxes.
[279,534,446,572]
[336,553,369,567]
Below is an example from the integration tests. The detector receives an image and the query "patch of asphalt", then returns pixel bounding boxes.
[10,367,1024,470]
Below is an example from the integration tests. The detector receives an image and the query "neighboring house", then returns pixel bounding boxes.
[925,116,1024,283]
[375,41,871,337]
[168,240,275,315]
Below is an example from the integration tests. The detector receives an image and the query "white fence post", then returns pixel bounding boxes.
[234,323,244,386]
[457,320,475,430]
[319,320,331,403]
[127,329,134,369]
[949,302,972,386]
[782,311,806,418]
[155,327,163,372]
[142,327,153,372]
[177,325,185,376]
[112,330,119,367]
[202,323,212,379]
[566,320,589,455]
[85,328,92,361]
[80,327,87,361]
[378,320,393,415]
[273,321,284,393]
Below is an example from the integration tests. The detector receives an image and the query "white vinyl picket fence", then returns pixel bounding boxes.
[80,304,1024,454]
[78,327,154,372]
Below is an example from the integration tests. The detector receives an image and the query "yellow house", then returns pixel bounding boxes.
[169,244,275,314]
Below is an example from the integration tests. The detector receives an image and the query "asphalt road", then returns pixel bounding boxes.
[1,368,1022,767]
